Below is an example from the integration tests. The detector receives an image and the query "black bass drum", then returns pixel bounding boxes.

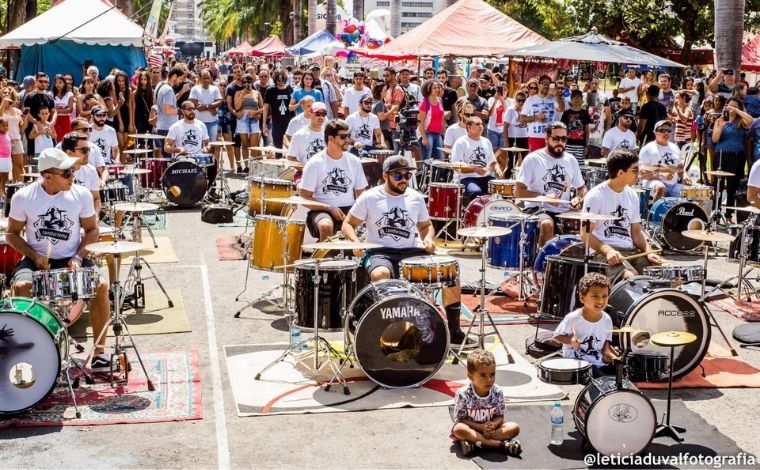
[161,159,208,207]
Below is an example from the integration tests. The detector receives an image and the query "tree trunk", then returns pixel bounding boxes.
[390,0,400,37]
[114,0,131,16]
[25,0,37,22]
[353,0,363,21]
[714,0,745,71]
[8,0,27,32]
[293,0,302,43]
[307,0,317,36]
[326,0,336,35]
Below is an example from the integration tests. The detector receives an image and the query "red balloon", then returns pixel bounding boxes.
[346,24,357,34]
[384,37,391,43]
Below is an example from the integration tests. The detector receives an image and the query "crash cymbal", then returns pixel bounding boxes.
[122,148,153,155]
[263,196,329,209]
[458,226,512,238]
[725,205,760,214]
[705,170,735,177]
[119,167,151,175]
[558,211,621,222]
[129,133,165,139]
[641,163,679,174]
[113,202,160,212]
[86,240,145,255]
[515,196,572,204]
[260,159,304,168]
[611,326,645,334]
[368,149,395,156]
[249,146,286,154]
[585,158,608,166]
[501,146,529,153]
[302,240,383,250]
[208,141,235,147]
[681,229,734,243]
[650,330,697,347]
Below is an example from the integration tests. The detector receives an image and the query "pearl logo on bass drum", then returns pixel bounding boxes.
[676,207,695,216]
[608,403,638,423]
[657,309,697,317]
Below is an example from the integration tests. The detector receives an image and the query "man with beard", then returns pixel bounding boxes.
[63,132,102,216]
[262,69,293,149]
[164,101,211,158]
[89,106,119,164]
[300,119,368,241]
[382,68,405,152]
[450,116,497,203]
[515,122,586,246]
[398,68,422,103]
[346,94,384,154]
[155,66,183,158]
[22,72,57,159]
[601,108,637,157]
[582,149,662,282]
[342,155,475,347]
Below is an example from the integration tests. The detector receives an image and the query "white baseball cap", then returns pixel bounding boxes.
[38,148,78,172]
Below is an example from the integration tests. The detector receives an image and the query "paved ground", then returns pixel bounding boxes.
[2,170,759,469]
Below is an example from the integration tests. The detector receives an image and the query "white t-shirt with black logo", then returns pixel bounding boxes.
[450,135,496,183]
[10,181,95,259]
[89,125,118,164]
[189,85,223,123]
[516,149,584,213]
[301,151,368,207]
[601,126,637,152]
[346,111,380,147]
[74,163,101,192]
[287,126,325,163]
[522,95,561,138]
[166,119,209,156]
[349,185,428,249]
[582,182,641,251]
[341,87,369,115]
[285,113,309,137]
[554,308,613,367]
[639,140,681,184]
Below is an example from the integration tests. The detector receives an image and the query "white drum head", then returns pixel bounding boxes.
[586,390,656,455]
[480,200,521,226]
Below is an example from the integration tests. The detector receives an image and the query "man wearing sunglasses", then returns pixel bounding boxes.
[22,72,57,160]
[346,94,384,157]
[519,74,566,152]
[341,155,474,347]
[601,108,637,158]
[450,116,497,203]
[89,105,120,165]
[638,119,686,202]
[6,148,112,374]
[58,117,108,187]
[287,101,327,187]
[62,132,102,217]
[465,79,488,124]
[515,122,586,246]
[300,120,368,241]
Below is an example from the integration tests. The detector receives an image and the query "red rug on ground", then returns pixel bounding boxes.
[215,234,248,261]
[710,298,760,322]
[636,343,760,389]
[0,350,202,428]
[461,292,551,326]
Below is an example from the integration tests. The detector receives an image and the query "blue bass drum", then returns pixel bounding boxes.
[648,198,707,251]
[487,213,539,270]
[533,234,582,274]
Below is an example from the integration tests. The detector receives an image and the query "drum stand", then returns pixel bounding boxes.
[709,221,760,303]
[256,259,350,394]
[709,173,730,229]
[86,252,155,391]
[695,240,740,357]
[432,188,463,245]
[203,142,234,204]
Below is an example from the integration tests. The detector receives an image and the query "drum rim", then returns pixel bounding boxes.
[294,259,359,271]
[429,182,463,188]
[488,213,535,222]
[538,357,592,371]
[253,214,305,224]
[399,255,458,266]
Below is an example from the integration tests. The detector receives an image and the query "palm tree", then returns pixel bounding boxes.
[390,0,400,37]
[308,0,317,35]
[326,0,336,34]
[714,0,745,70]
[200,0,292,43]
[292,0,302,43]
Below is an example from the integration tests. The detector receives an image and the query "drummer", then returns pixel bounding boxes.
[164,101,214,190]
[748,158,760,209]
[638,119,688,203]
[450,116,497,204]
[342,155,474,346]
[346,93,385,154]
[287,102,327,187]
[582,149,662,282]
[514,122,585,246]
[5,148,112,374]
[299,119,368,241]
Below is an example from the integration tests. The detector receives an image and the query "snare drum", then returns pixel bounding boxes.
[400,255,459,288]
[429,161,453,184]
[680,184,714,201]
[349,279,449,388]
[462,196,521,227]
[0,298,66,415]
[488,179,515,198]
[190,154,215,167]
[161,159,208,207]
[31,267,99,303]
[141,158,171,189]
[487,213,539,270]
[537,357,592,385]
[648,198,708,251]
[626,351,670,382]
[428,183,462,220]
[100,183,129,205]
[247,176,295,216]
[293,259,367,331]
[641,265,705,286]
[250,215,305,271]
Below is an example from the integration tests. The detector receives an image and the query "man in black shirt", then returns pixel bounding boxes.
[22,72,57,157]
[263,70,294,149]
[225,64,246,172]
[637,85,667,146]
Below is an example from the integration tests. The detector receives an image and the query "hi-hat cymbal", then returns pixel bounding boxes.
[501,146,529,153]
[681,229,734,243]
[611,326,645,334]
[458,226,512,238]
[706,170,735,178]
[261,159,304,168]
[263,196,329,209]
[558,211,621,222]
[129,133,166,139]
[249,146,286,154]
[113,202,160,212]
[515,196,572,204]
[725,205,760,214]
[208,141,235,147]
[122,148,153,155]
[86,240,145,254]
[120,167,151,175]
[440,147,452,154]
[368,149,395,156]
[650,330,697,347]
[302,240,383,250]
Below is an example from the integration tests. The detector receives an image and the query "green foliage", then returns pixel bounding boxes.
[270,20,283,38]
[200,0,290,42]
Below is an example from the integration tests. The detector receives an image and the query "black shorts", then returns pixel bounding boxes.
[306,206,353,238]
[365,247,430,278]
[13,257,102,284]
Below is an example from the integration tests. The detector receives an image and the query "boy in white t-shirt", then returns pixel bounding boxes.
[748,159,760,209]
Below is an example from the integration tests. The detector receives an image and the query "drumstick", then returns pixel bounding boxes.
[622,249,661,261]
[45,239,52,265]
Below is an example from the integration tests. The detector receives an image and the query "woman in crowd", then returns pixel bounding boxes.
[418,79,445,160]
[673,91,694,148]
[234,73,264,161]
[52,74,73,143]
[712,97,754,218]
[113,70,132,150]
[77,76,103,120]
[503,90,528,176]
[129,70,153,137]
[289,72,323,114]
[0,86,26,182]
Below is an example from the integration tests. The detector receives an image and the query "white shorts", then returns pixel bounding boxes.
[0,157,11,173]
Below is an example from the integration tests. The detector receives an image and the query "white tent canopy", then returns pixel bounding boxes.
[0,0,144,48]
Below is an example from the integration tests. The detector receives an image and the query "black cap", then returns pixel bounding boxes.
[618,108,634,118]
[383,155,416,173]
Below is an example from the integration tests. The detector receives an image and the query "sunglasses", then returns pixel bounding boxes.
[313,111,327,117]
[38,80,49,84]
[468,84,478,88]
[528,86,538,90]
[75,146,90,154]
[336,133,351,139]
[464,113,475,117]
[656,128,672,133]
[94,113,108,117]
[361,100,373,104]
[516,99,526,103]
[391,171,413,181]
[550,136,568,142]
[48,168,74,178]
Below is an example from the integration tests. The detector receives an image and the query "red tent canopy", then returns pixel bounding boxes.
[360,0,547,58]
[227,41,254,56]
[251,36,290,57]
[743,34,760,72]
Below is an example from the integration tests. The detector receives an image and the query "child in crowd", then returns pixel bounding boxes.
[0,118,10,202]
[29,106,56,159]
[553,272,619,377]
[451,349,521,457]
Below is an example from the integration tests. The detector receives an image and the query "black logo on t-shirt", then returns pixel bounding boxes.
[322,168,352,195]
[542,164,569,195]
[376,206,414,241]
[93,138,109,160]
[34,207,73,243]
[603,204,631,239]
[575,334,601,361]
[469,146,487,167]
[660,152,676,166]
[306,139,325,159]
[356,124,371,141]
[182,129,200,148]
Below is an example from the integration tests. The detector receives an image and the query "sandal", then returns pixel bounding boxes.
[502,438,522,456]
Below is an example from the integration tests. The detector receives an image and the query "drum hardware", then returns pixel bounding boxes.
[650,330,697,442]
[724,214,760,302]
[647,198,708,252]
[488,213,539,304]
[114,202,160,248]
[161,159,209,207]
[428,183,463,245]
[202,139,234,205]
[706,168,735,228]
[455,225,514,363]
[501,144,528,177]
[85,241,155,391]
[255,258,352,395]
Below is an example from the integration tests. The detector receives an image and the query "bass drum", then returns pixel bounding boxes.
[606,276,710,380]
[349,280,449,388]
[161,159,208,207]
[463,196,521,227]
[648,198,707,251]
[533,235,581,275]
[573,376,656,456]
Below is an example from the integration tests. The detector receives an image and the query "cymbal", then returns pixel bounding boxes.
[261,159,304,168]
[113,202,160,212]
[436,162,471,171]
[650,330,697,347]
[129,133,165,139]
[515,196,572,204]
[440,147,452,154]
[360,157,379,164]
[681,229,734,243]
[585,158,607,166]
[120,167,151,175]
[86,240,145,255]
[263,196,329,209]
[611,326,645,334]
[368,149,395,156]
[208,141,235,147]
[725,205,760,214]
[501,146,529,153]
[706,170,735,177]
[458,226,512,238]
[249,146,286,154]
[558,211,621,222]
[641,163,679,174]
[122,148,153,155]
[302,240,383,250]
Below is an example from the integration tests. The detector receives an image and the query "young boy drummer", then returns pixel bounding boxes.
[552,272,619,377]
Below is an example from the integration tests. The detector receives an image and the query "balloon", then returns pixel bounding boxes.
[384,37,391,43]
[346,24,357,34]
[336,50,349,58]
[368,42,379,49]
[347,51,356,60]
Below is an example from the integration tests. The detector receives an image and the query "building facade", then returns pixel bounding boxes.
[170,0,207,41]
[366,0,444,34]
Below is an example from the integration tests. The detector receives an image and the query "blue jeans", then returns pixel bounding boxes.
[203,120,219,142]
[420,131,443,160]
[461,175,494,201]
[487,130,504,153]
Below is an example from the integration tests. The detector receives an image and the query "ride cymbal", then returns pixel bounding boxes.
[515,196,572,204]
[558,211,621,222]
[86,240,146,254]
[650,331,697,347]
[129,133,166,139]
[301,240,383,250]
[263,196,329,209]
[113,202,160,212]
[705,170,735,178]
[681,229,734,243]
[122,149,153,155]
[725,206,760,214]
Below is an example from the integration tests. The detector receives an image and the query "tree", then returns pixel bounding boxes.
[714,0,745,70]
[326,0,336,34]
[293,0,302,43]
[200,0,292,43]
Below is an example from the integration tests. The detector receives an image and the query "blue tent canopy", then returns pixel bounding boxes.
[285,30,343,56]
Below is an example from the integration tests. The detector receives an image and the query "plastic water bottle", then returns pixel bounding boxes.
[290,325,301,348]
[550,402,564,445]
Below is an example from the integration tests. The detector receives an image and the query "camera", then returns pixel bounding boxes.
[394,91,420,146]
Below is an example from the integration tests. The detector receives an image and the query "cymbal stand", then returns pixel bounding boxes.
[707,220,760,303]
[709,171,729,229]
[457,235,514,363]
[654,342,686,442]
[325,266,359,392]
[85,251,155,391]
[695,237,739,356]
[203,140,234,204]
[121,238,174,311]
[126,203,159,249]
